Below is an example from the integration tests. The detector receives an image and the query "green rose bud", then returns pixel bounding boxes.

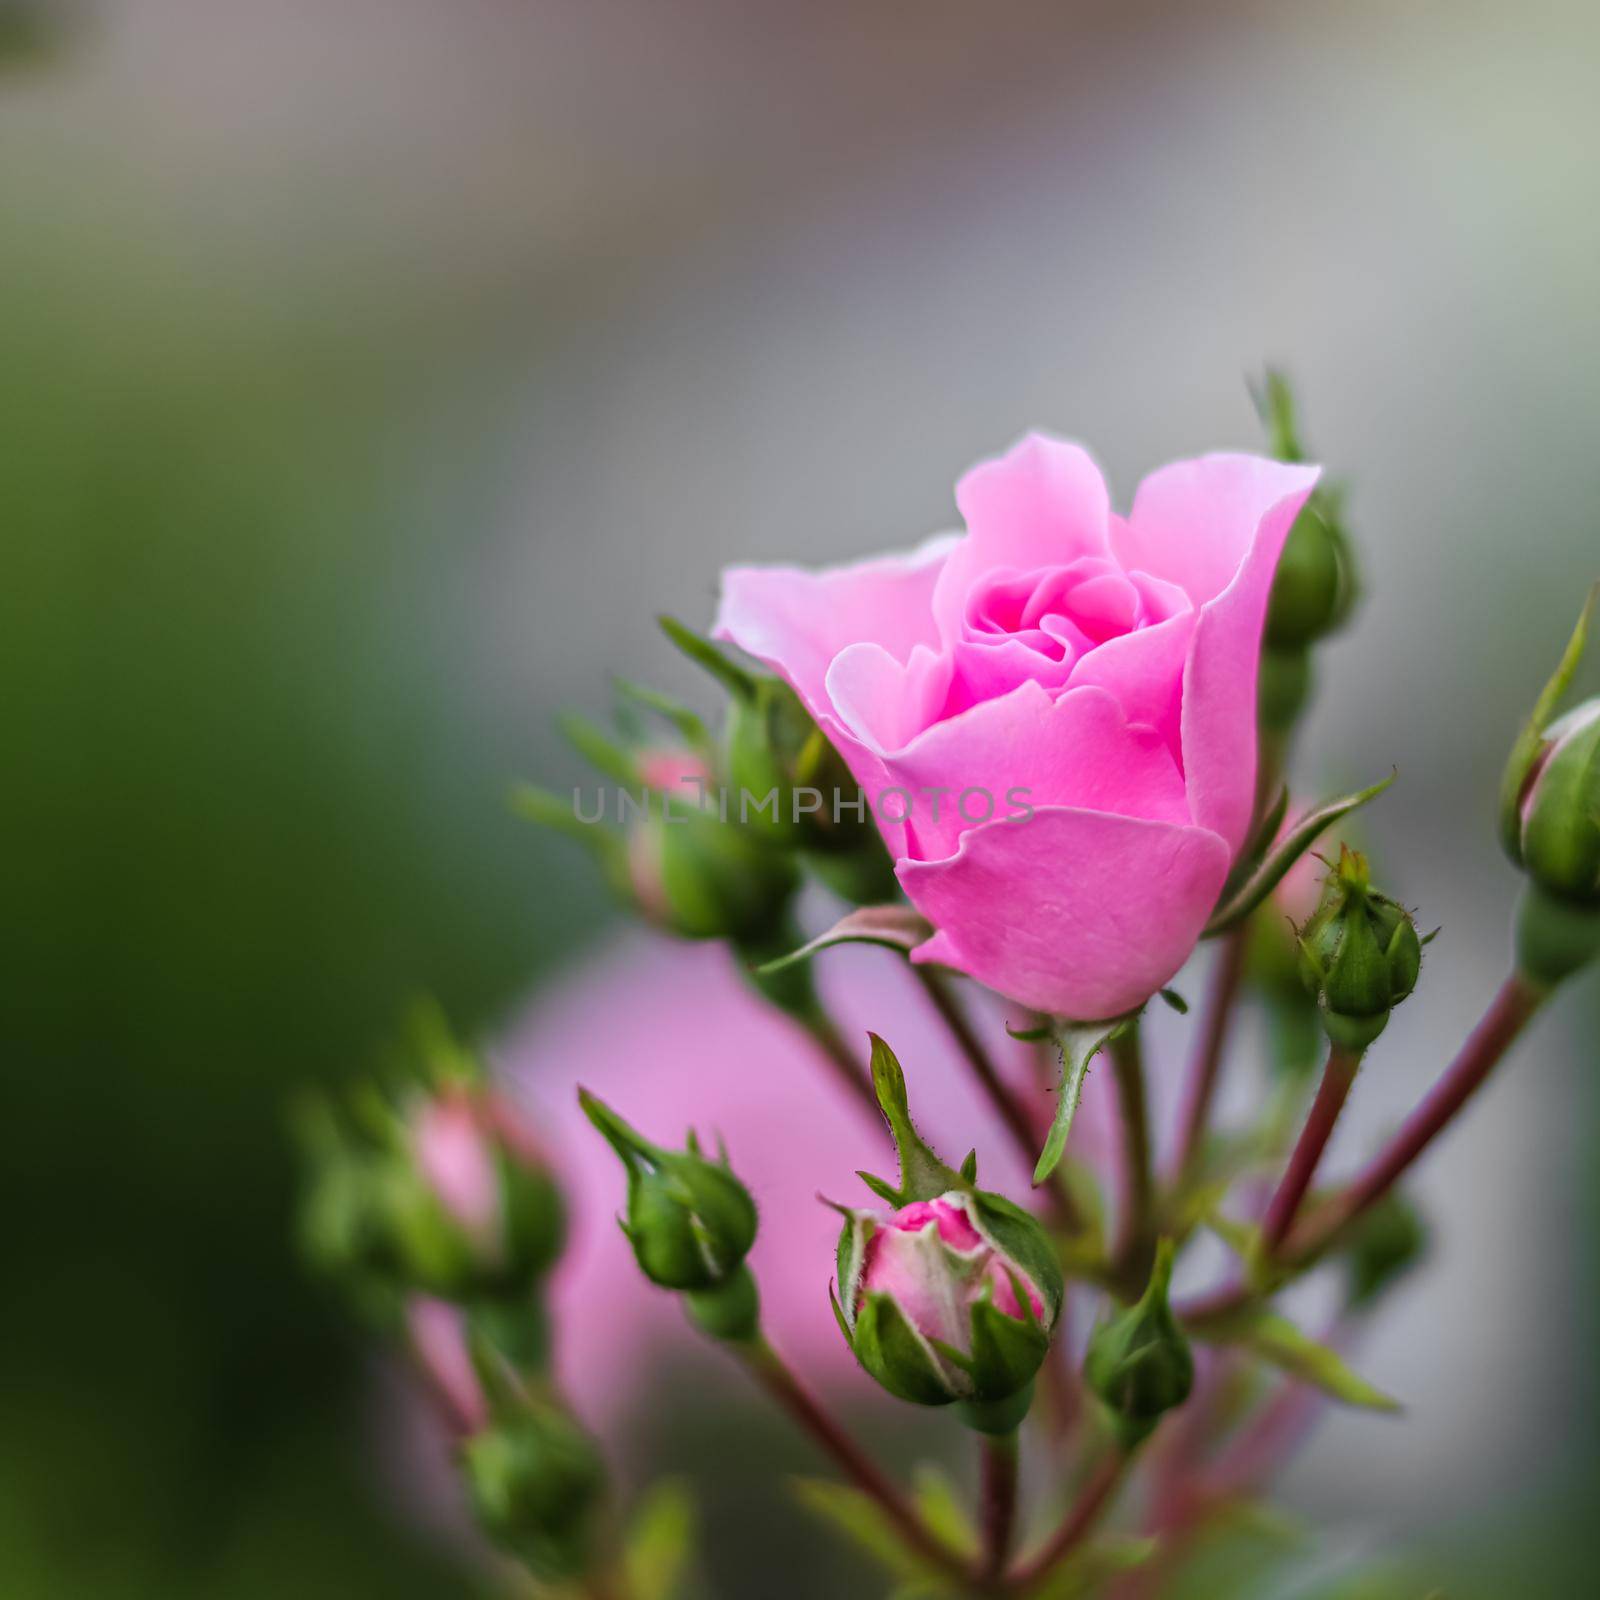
[1083,1239,1194,1446]
[661,616,899,905]
[1511,700,1600,905]
[579,1092,757,1291]
[463,1393,607,1583]
[1341,1191,1427,1312]
[828,1038,1062,1422]
[1499,590,1600,986]
[294,1042,566,1309]
[1264,502,1354,652]
[1296,847,1424,1051]
[627,799,798,943]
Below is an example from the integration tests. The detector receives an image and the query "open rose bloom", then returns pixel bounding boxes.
[716,436,1319,1019]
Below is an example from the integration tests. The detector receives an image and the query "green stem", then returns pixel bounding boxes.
[1109,1026,1154,1292]
[978,1429,1020,1583]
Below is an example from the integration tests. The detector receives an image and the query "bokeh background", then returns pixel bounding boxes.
[8,1,1600,1595]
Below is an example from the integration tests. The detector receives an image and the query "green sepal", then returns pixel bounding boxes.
[1033,1016,1137,1185]
[866,1034,964,1204]
[509,782,630,896]
[658,614,758,700]
[852,1290,959,1405]
[970,1190,1065,1325]
[756,905,934,975]
[1204,772,1395,936]
[1499,582,1597,861]
[557,709,642,787]
[966,1293,1049,1404]
[613,678,717,767]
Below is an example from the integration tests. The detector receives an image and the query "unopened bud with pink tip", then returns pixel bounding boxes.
[830,1037,1061,1429]
[294,1014,565,1310]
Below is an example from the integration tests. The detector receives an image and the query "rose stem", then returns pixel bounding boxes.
[734,1336,969,1584]
[1177,972,1547,1327]
[979,1429,1021,1582]
[1108,1024,1154,1290]
[796,1007,886,1124]
[1003,1447,1131,1592]
[1287,974,1545,1258]
[1258,1041,1362,1253]
[1171,928,1249,1183]
[913,968,1082,1230]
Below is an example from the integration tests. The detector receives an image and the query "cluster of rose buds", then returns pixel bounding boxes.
[294,1011,611,1585]
[298,373,1598,1599]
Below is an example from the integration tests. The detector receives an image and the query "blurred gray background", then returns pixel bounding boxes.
[7,1,1597,1595]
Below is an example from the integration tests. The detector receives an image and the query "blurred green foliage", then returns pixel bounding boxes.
[0,211,594,1595]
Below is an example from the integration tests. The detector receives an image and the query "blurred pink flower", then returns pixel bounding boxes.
[496,930,1089,1430]
[714,435,1318,1020]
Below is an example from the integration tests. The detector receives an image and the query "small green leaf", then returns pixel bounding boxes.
[623,1478,697,1600]
[1028,1535,1158,1598]
[1203,772,1396,936]
[1215,784,1292,909]
[1498,582,1598,858]
[1205,1210,1262,1262]
[1203,1308,1401,1412]
[1033,1018,1133,1185]
[755,904,935,974]
[1157,987,1189,1015]
[790,1478,948,1582]
[911,1466,977,1558]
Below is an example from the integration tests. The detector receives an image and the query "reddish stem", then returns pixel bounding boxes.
[737,1337,966,1582]
[1259,1042,1361,1253]
[1005,1449,1130,1592]
[1173,929,1249,1180]
[1288,975,1544,1257]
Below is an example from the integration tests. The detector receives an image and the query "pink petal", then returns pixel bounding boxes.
[898,808,1232,1020]
[825,640,954,754]
[1173,466,1320,853]
[1064,605,1195,763]
[880,681,1191,861]
[1113,455,1321,609]
[714,532,956,721]
[934,435,1112,639]
[890,1197,984,1249]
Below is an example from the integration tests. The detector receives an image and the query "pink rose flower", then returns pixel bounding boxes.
[714,434,1319,1020]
